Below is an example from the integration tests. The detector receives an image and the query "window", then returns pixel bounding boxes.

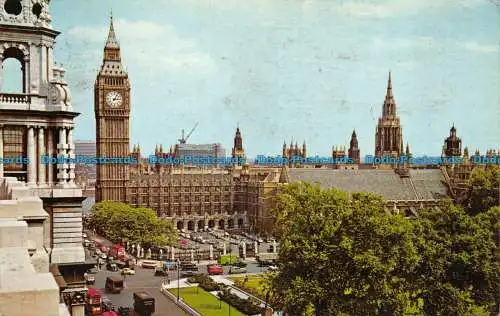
[3,126,26,172]
[205,196,210,202]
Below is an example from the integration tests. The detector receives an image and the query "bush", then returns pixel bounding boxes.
[187,274,221,291]
[219,288,262,315]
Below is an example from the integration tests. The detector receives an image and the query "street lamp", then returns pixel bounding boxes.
[177,259,180,301]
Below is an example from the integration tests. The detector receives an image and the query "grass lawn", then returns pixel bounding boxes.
[168,287,245,316]
[229,275,266,299]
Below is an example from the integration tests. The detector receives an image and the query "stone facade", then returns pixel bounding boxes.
[0,1,88,315]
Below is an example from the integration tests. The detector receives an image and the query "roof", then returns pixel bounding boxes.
[87,287,102,297]
[287,168,449,201]
[106,275,123,282]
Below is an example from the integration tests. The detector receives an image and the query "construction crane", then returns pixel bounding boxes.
[178,122,199,144]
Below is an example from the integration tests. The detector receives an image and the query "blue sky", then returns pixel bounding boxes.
[15,0,500,157]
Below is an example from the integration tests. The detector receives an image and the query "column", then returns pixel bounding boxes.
[27,126,36,185]
[0,125,3,177]
[47,128,53,185]
[170,246,175,261]
[56,127,68,185]
[242,241,246,259]
[67,127,75,185]
[254,241,259,255]
[209,244,214,260]
[38,127,46,185]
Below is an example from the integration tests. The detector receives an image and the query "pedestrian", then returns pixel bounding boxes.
[167,277,170,285]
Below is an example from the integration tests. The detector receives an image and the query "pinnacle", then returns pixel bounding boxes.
[105,13,120,49]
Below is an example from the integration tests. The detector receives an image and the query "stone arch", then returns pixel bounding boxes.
[208,220,215,229]
[1,45,28,93]
[228,219,234,229]
[176,221,184,230]
[237,218,244,228]
[218,219,225,230]
[187,220,195,231]
[197,220,204,231]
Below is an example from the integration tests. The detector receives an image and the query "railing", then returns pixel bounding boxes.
[0,93,31,104]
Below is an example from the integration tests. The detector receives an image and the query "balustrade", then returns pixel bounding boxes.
[0,93,31,104]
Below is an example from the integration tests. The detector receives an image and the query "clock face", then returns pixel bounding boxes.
[106,91,123,108]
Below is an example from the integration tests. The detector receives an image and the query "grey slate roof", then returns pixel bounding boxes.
[287,168,449,201]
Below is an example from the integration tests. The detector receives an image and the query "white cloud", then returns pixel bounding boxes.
[67,20,216,73]
[461,41,499,53]
[332,0,486,18]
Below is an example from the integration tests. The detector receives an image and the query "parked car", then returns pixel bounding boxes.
[106,262,118,272]
[85,273,96,285]
[121,268,135,275]
[234,260,247,268]
[87,266,99,274]
[117,306,132,316]
[154,267,168,277]
[229,266,247,274]
[268,265,279,271]
[207,264,224,275]
[141,260,157,269]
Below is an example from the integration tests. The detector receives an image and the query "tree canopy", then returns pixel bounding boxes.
[464,165,499,215]
[89,201,177,247]
[269,182,499,316]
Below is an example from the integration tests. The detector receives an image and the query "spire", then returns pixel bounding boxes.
[383,71,396,116]
[105,12,119,49]
[352,129,357,138]
[159,144,164,153]
[406,143,411,156]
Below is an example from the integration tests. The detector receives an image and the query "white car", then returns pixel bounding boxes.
[121,268,136,275]
[268,265,278,271]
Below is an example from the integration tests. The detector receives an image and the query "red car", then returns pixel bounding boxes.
[207,264,224,275]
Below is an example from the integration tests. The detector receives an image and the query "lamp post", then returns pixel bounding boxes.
[177,259,180,301]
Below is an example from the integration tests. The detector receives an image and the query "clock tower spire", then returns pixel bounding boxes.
[94,14,131,203]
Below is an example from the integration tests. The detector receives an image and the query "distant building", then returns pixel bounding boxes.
[74,140,96,157]
[174,143,226,163]
[74,140,96,197]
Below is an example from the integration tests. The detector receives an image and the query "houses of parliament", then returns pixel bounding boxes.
[93,18,498,235]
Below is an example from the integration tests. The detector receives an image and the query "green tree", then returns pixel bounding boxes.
[413,202,498,314]
[269,183,499,315]
[89,201,177,246]
[269,182,421,316]
[464,166,499,215]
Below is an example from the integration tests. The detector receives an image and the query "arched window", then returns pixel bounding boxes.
[2,47,25,93]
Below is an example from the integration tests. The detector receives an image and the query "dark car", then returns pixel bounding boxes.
[181,270,198,278]
[118,306,132,316]
[154,267,168,277]
[106,262,118,271]
[102,297,113,312]
[234,260,247,268]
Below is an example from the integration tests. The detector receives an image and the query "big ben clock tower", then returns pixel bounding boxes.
[95,15,130,202]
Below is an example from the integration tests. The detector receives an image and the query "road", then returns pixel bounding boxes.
[92,267,187,316]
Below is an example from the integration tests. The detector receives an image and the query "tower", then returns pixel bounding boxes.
[348,130,360,164]
[375,72,404,158]
[231,126,245,165]
[444,124,462,157]
[95,15,131,202]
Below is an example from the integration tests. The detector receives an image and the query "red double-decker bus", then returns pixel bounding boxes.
[86,287,103,315]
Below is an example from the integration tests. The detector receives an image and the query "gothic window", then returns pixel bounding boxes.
[183,195,189,202]
[204,196,210,202]
[3,126,26,173]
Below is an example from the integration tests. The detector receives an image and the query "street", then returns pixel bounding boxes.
[91,267,187,316]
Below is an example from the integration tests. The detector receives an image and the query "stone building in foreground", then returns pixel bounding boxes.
[0,1,92,315]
